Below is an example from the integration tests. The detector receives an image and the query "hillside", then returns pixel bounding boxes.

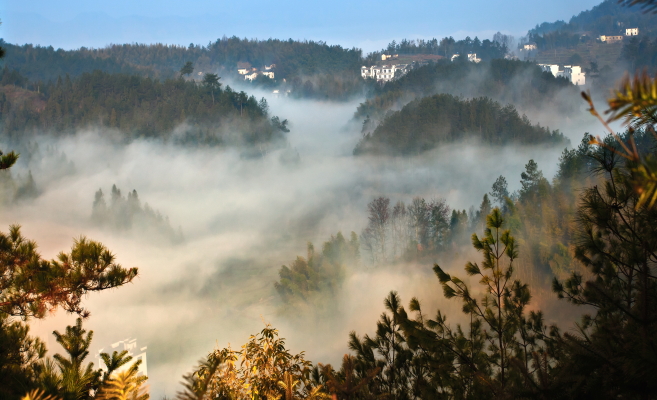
[0,38,367,101]
[354,59,578,125]
[0,68,288,148]
[353,94,568,155]
[528,0,657,37]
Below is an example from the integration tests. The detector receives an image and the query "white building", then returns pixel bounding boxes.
[600,35,624,43]
[450,53,480,63]
[562,65,586,85]
[625,28,639,36]
[467,53,481,63]
[261,71,275,79]
[523,43,537,51]
[96,338,147,378]
[244,72,259,81]
[538,64,586,86]
[361,64,410,82]
[237,68,250,75]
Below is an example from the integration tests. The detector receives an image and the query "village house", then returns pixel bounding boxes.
[244,72,259,81]
[600,35,624,43]
[237,62,275,81]
[449,53,481,63]
[361,63,410,82]
[467,53,481,63]
[538,64,586,86]
[523,43,537,51]
[625,28,639,36]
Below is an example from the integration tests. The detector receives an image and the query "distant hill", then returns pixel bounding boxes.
[0,68,288,149]
[354,94,568,156]
[354,59,578,126]
[528,0,657,37]
[0,37,366,101]
[523,0,657,73]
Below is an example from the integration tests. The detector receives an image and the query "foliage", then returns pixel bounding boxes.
[621,36,657,71]
[92,185,183,244]
[0,225,138,319]
[605,71,657,128]
[97,361,149,400]
[0,150,19,170]
[0,314,47,398]
[179,62,194,78]
[360,197,451,263]
[349,210,557,399]
[34,319,148,400]
[551,130,657,398]
[275,232,359,307]
[354,94,567,155]
[177,324,318,400]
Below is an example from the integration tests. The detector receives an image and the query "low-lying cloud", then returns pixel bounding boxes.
[3,92,593,397]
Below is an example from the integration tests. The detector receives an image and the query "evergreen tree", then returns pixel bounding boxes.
[489,176,509,209]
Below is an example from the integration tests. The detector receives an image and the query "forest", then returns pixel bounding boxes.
[0,68,289,148]
[375,36,508,61]
[0,38,367,101]
[353,94,567,155]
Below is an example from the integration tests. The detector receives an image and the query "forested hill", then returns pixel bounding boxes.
[529,0,657,37]
[0,68,289,147]
[355,59,577,122]
[354,94,567,155]
[0,41,145,82]
[371,36,508,61]
[0,38,365,100]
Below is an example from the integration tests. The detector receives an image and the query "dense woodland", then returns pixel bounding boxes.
[0,38,368,101]
[3,0,657,398]
[0,68,289,147]
[354,94,567,155]
[374,36,508,61]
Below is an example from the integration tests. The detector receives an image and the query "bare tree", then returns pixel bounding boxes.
[367,197,391,263]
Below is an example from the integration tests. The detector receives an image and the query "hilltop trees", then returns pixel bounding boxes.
[354,94,567,155]
[202,73,221,105]
[179,61,194,78]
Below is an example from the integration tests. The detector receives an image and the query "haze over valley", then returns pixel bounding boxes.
[1,1,657,399]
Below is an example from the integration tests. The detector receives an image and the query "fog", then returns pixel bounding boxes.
[2,90,596,397]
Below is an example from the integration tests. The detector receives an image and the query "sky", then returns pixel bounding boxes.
[2,0,603,52]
